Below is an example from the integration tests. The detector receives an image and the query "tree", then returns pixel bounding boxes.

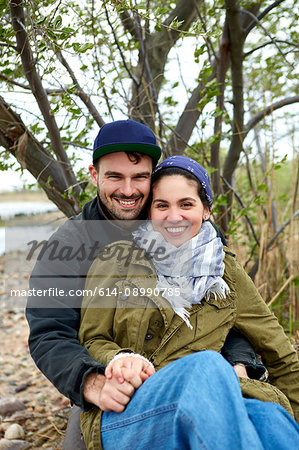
[1,0,298,328]
[0,0,298,221]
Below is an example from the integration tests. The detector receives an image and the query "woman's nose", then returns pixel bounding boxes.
[166,209,183,221]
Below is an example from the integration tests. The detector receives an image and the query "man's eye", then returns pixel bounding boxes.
[108,176,120,179]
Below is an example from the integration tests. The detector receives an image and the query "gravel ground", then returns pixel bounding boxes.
[0,211,69,448]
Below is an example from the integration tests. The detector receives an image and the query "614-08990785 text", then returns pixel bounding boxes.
[96,286,181,297]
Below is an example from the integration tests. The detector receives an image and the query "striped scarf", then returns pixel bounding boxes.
[132,221,230,329]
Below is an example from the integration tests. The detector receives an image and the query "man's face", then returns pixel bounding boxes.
[89,152,153,220]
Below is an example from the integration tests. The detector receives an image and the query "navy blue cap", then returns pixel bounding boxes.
[153,155,213,207]
[93,119,161,163]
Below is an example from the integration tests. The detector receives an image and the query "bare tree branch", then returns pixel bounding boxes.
[223,0,245,188]
[0,41,17,51]
[104,3,140,87]
[0,74,65,94]
[119,9,139,40]
[249,210,299,279]
[240,2,261,31]
[244,39,299,58]
[91,0,114,119]
[9,0,81,208]
[55,50,105,127]
[0,96,78,217]
[210,19,230,196]
[242,8,293,68]
[192,0,217,61]
[244,96,299,136]
[221,175,260,247]
[129,0,203,126]
[165,72,214,156]
[245,0,285,36]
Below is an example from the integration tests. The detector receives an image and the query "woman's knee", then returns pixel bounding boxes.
[165,351,236,387]
[179,350,233,374]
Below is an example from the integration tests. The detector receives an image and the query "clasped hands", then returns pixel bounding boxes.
[83,355,155,413]
[83,357,248,412]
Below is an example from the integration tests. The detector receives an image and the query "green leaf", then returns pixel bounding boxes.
[258,183,267,191]
[78,43,94,53]
[53,15,63,29]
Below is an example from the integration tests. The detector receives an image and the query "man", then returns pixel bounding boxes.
[25,119,264,448]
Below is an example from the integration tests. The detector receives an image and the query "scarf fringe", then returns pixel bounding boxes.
[133,221,231,330]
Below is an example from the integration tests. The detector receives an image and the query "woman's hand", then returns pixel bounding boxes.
[106,355,156,389]
[233,363,249,378]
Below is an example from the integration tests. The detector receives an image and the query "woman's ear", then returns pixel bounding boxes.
[203,207,211,221]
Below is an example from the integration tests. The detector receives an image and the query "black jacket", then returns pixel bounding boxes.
[26,198,265,410]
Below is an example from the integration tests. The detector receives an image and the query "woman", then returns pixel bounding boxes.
[79,156,299,449]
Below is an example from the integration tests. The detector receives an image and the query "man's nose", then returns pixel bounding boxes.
[120,178,135,197]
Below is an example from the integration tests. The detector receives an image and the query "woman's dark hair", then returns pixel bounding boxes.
[150,167,210,208]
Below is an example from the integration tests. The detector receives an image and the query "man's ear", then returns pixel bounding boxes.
[147,207,151,219]
[89,164,98,188]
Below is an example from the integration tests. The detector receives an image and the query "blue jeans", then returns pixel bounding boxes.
[101,351,299,449]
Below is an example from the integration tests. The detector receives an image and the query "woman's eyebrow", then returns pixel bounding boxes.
[179,197,196,202]
[152,198,168,203]
[152,197,196,203]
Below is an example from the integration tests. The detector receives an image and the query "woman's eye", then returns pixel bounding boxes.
[157,204,167,209]
[181,203,192,208]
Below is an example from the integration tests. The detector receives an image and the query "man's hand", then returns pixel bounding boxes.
[83,372,106,407]
[98,376,136,412]
[83,371,135,412]
[105,355,155,389]
[83,357,155,413]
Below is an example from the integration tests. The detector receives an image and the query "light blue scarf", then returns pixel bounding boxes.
[132,221,230,329]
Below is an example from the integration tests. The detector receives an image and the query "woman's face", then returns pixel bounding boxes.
[149,175,210,246]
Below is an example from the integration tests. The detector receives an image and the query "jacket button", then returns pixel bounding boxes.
[145,333,153,340]
[120,292,128,301]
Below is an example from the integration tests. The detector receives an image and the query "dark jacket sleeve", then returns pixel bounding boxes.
[25,218,106,410]
[221,329,266,380]
[26,307,105,409]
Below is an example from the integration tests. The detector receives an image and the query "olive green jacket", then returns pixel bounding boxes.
[79,241,299,447]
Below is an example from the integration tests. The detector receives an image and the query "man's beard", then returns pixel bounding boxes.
[97,188,144,221]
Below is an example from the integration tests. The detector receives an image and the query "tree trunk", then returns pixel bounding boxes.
[0,97,78,217]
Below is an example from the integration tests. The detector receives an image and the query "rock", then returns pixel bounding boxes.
[0,439,30,450]
[35,393,46,403]
[0,398,26,415]
[4,424,25,440]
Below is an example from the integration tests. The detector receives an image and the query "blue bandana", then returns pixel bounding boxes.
[153,155,213,207]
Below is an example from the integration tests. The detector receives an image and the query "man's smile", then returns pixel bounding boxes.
[113,196,142,209]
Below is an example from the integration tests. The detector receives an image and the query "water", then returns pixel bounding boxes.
[0,202,58,220]
[0,202,58,255]
[0,227,4,256]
